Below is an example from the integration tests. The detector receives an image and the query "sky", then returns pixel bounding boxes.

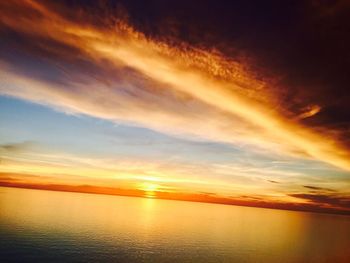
[0,0,350,214]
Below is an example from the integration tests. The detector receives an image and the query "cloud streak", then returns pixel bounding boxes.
[0,141,35,153]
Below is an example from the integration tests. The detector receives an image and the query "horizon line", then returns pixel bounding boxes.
[1,181,349,216]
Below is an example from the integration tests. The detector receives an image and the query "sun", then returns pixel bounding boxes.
[138,182,160,198]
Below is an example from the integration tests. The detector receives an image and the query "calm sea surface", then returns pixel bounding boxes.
[0,186,349,262]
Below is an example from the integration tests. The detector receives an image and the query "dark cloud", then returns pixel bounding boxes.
[0,141,35,153]
[290,193,350,210]
[303,185,335,192]
[0,30,110,87]
[268,180,279,184]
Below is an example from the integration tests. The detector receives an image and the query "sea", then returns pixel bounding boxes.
[0,186,349,262]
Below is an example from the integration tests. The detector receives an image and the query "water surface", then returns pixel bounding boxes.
[1,186,349,262]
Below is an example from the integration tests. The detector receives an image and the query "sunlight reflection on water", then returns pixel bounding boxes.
[0,186,350,262]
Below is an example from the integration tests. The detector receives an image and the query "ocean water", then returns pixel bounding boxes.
[0,186,349,263]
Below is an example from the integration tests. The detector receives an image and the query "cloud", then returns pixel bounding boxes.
[0,141,35,153]
[290,193,350,210]
[267,180,279,184]
[296,105,321,120]
[0,0,350,171]
[303,185,335,192]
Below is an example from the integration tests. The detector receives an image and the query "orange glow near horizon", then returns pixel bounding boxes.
[0,178,349,215]
[0,0,350,216]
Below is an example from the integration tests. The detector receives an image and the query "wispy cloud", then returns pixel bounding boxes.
[303,185,335,192]
[0,141,35,153]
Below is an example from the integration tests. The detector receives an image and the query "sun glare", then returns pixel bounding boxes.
[139,182,160,198]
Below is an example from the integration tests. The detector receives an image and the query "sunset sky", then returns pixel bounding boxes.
[0,0,350,214]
